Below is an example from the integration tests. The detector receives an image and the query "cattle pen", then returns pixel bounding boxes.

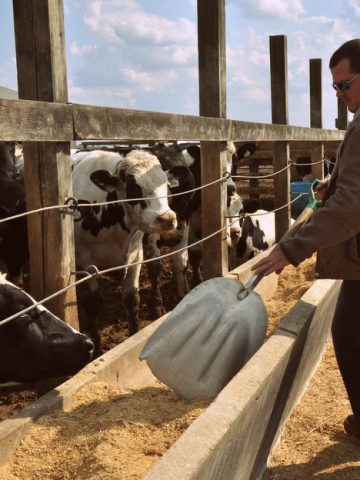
[0,1,350,479]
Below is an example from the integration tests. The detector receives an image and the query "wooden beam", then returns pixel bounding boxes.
[13,0,78,328]
[0,98,346,142]
[198,0,226,117]
[336,97,348,130]
[0,98,73,140]
[200,142,229,278]
[198,0,228,279]
[310,59,324,180]
[270,35,291,240]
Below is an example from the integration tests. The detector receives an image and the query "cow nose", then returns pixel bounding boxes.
[84,336,95,354]
[157,211,177,231]
[230,226,241,239]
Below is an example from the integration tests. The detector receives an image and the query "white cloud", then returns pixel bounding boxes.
[83,1,196,47]
[68,84,136,107]
[348,0,360,16]
[121,66,181,93]
[235,0,306,23]
[70,42,98,55]
[67,0,198,113]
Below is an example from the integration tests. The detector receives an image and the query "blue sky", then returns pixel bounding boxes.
[0,0,359,130]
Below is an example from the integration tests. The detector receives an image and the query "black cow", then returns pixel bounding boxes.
[293,155,336,181]
[0,142,28,284]
[0,274,94,383]
[141,143,196,315]
[182,142,256,285]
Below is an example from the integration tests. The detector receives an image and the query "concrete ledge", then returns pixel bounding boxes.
[0,259,339,479]
[144,279,341,480]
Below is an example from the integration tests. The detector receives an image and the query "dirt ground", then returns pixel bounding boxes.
[263,340,360,480]
[0,252,357,479]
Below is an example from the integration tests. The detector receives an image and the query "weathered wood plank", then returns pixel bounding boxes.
[310,59,322,129]
[197,0,226,118]
[0,98,73,141]
[336,97,348,130]
[200,142,229,278]
[270,35,291,240]
[198,0,227,279]
[309,59,324,180]
[0,98,346,142]
[13,0,78,328]
[72,103,345,142]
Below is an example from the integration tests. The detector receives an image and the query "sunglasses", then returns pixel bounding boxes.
[332,72,360,92]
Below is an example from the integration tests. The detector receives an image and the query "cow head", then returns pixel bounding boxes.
[89,149,177,234]
[0,274,94,383]
[146,143,196,222]
[231,142,257,176]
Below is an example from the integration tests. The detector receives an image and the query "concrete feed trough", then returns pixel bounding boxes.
[0,253,341,479]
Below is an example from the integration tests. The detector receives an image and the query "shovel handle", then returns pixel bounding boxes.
[243,272,265,292]
[280,205,314,242]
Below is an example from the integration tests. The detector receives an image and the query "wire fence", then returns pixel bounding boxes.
[0,148,328,326]
[0,190,307,327]
[0,155,331,225]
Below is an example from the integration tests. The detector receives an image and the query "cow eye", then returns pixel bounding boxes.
[126,175,146,208]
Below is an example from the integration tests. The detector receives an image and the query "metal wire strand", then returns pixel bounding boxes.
[0,214,240,327]
[0,174,229,225]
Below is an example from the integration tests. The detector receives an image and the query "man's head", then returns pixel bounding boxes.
[329,39,360,114]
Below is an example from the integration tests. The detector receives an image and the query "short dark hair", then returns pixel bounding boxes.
[329,39,360,73]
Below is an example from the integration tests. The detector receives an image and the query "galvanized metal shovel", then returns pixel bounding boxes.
[139,187,320,400]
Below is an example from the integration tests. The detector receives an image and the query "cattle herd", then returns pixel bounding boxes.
[0,139,331,383]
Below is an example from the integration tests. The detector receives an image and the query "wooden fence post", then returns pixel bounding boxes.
[197,0,228,279]
[336,98,348,130]
[310,59,324,180]
[12,0,78,328]
[270,35,291,240]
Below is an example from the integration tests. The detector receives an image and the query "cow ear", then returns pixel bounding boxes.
[186,145,200,162]
[236,143,256,159]
[90,170,119,192]
[242,199,260,214]
[166,170,180,188]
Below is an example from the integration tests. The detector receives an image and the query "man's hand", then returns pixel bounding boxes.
[251,249,290,276]
[314,176,330,200]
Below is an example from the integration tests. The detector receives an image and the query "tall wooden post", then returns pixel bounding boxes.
[12,0,78,328]
[270,35,291,240]
[197,0,228,279]
[336,98,348,130]
[310,59,324,180]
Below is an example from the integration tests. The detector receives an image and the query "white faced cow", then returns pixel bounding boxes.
[184,142,251,286]
[72,149,177,344]
[0,273,94,383]
[234,209,295,266]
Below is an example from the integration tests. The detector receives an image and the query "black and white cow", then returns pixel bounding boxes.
[183,142,256,285]
[72,148,177,340]
[0,142,28,285]
[0,273,94,383]
[292,155,336,181]
[141,143,196,315]
[234,209,295,266]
